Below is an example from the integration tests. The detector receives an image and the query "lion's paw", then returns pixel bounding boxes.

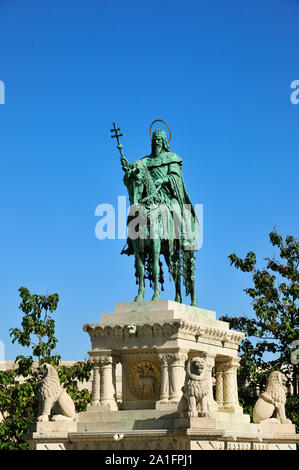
[281,418,292,425]
[50,414,74,422]
[37,414,49,422]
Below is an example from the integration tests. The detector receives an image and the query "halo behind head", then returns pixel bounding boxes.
[149,119,172,143]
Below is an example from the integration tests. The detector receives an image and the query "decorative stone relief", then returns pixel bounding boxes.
[226,442,251,450]
[113,326,123,338]
[194,441,225,450]
[128,360,160,399]
[153,323,163,336]
[142,324,153,336]
[125,323,137,335]
[252,443,270,450]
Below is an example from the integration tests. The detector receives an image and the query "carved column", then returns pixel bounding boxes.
[90,361,101,407]
[120,355,128,406]
[222,358,243,414]
[168,352,188,402]
[157,353,169,403]
[112,356,120,404]
[99,355,118,410]
[215,366,224,409]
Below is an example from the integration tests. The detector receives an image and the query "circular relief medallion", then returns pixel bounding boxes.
[128,361,161,399]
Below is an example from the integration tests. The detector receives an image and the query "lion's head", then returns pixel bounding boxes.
[187,357,206,381]
[191,357,205,374]
[265,371,287,405]
[38,363,62,399]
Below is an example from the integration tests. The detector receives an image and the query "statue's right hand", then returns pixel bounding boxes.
[120,157,129,170]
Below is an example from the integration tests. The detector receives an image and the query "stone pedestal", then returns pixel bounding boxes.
[83,300,244,412]
[25,300,299,451]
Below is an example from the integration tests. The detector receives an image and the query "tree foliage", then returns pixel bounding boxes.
[220,231,298,405]
[0,287,92,450]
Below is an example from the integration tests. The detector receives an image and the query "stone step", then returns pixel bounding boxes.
[216,421,259,434]
[79,409,176,422]
[215,412,251,424]
[98,300,224,327]
[78,409,254,434]
[78,414,177,433]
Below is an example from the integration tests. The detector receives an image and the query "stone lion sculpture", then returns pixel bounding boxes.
[178,357,210,418]
[36,363,76,422]
[253,371,292,424]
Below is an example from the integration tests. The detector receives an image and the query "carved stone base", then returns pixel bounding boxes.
[87,402,118,412]
[257,421,296,435]
[175,416,217,429]
[155,401,178,410]
[24,411,299,450]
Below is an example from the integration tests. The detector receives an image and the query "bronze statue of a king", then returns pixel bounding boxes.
[111,121,199,306]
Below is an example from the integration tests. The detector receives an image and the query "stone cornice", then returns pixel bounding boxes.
[83,320,245,346]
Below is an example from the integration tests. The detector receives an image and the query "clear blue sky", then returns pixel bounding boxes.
[0,0,298,360]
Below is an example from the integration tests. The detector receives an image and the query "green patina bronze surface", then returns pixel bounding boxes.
[111,123,199,306]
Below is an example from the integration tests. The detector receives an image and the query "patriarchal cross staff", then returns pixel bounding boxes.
[110,122,123,156]
[110,122,130,171]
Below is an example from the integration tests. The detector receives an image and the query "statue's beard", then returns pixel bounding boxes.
[153,144,162,156]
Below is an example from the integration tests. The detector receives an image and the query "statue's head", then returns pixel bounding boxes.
[151,128,170,155]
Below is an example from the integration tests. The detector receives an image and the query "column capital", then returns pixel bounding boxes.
[88,350,114,364]
[216,356,240,372]
[98,355,113,366]
[168,352,188,366]
[89,357,101,366]
[157,353,169,366]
